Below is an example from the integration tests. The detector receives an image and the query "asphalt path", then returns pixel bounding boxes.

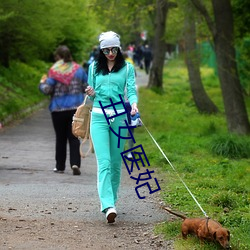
[0,69,171,249]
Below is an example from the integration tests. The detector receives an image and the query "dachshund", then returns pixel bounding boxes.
[162,206,231,249]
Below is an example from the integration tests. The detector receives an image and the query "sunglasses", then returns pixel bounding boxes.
[102,47,119,55]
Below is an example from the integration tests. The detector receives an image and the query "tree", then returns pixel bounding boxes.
[184,1,218,114]
[232,0,250,96]
[91,0,156,48]
[148,0,177,89]
[191,0,250,134]
[232,0,250,40]
[0,0,98,66]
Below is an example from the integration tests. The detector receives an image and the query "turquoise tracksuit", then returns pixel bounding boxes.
[88,62,137,212]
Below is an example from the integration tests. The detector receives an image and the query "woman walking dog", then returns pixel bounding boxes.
[85,31,138,223]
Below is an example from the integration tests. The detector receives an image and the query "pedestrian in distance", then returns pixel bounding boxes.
[85,31,138,223]
[143,44,153,74]
[39,45,88,176]
[84,46,100,73]
[134,44,144,69]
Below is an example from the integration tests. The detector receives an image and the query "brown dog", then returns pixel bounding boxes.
[162,207,231,249]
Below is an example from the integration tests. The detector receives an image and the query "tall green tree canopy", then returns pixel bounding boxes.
[91,0,156,47]
[0,0,99,67]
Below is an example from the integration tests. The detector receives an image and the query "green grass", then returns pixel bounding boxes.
[0,60,50,123]
[135,59,250,250]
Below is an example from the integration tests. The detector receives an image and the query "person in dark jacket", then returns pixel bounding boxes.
[143,44,152,74]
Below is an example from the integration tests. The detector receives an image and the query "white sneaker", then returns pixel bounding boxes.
[53,168,64,173]
[127,152,133,159]
[106,207,117,223]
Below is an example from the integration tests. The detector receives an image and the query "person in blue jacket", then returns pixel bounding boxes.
[86,31,138,223]
[39,45,88,176]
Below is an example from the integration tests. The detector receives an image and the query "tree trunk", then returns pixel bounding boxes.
[212,0,250,134]
[184,4,218,114]
[191,0,250,134]
[147,0,169,90]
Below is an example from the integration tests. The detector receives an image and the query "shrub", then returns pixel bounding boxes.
[210,135,250,158]
[210,191,237,209]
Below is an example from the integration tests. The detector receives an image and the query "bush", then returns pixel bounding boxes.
[210,191,237,209]
[210,134,250,159]
[0,60,49,123]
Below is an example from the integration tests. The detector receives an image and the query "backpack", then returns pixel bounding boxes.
[72,95,93,158]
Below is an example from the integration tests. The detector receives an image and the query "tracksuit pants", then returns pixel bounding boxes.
[90,111,127,212]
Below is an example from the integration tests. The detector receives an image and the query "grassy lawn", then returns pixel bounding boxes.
[0,60,49,123]
[135,58,250,250]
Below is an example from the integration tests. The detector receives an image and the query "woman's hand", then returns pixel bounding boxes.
[85,86,95,97]
[131,103,138,116]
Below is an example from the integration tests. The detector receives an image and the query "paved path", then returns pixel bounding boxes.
[135,68,149,88]
[0,70,172,249]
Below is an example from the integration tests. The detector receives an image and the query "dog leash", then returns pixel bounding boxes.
[139,118,209,218]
